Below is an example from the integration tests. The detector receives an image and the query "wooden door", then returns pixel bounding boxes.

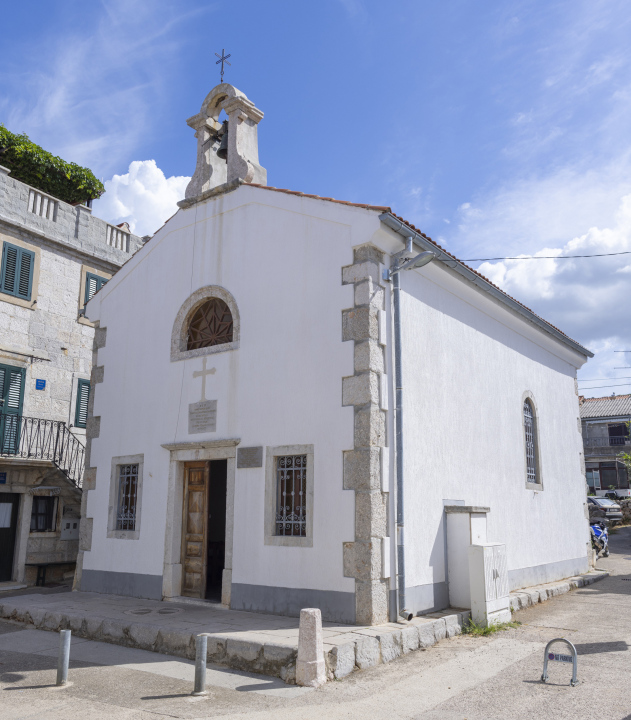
[181,462,208,597]
[0,493,20,582]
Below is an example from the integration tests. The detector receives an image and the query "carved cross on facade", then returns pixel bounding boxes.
[193,358,216,402]
[215,49,231,83]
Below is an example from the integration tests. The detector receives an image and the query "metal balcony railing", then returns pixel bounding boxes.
[583,436,631,447]
[0,416,84,488]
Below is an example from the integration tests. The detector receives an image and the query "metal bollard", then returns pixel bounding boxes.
[56,629,71,686]
[192,634,208,696]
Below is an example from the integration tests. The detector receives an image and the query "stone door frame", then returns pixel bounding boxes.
[161,439,238,605]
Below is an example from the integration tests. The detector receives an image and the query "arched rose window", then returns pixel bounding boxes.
[186,298,234,350]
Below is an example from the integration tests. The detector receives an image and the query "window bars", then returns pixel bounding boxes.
[116,464,139,531]
[523,400,537,483]
[187,298,233,350]
[275,454,307,537]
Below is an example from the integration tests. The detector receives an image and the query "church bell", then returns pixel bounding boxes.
[216,121,229,160]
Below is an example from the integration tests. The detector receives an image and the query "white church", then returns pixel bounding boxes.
[75,83,593,626]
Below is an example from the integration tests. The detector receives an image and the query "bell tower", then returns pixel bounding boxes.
[184,84,267,200]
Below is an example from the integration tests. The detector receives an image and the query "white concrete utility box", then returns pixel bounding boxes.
[445,505,490,608]
[468,543,511,626]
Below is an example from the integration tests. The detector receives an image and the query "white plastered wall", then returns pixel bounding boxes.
[81,186,397,597]
[398,259,588,603]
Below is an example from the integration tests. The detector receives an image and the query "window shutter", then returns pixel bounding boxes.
[1,243,34,300]
[84,272,108,306]
[1,243,18,295]
[6,370,24,411]
[16,249,34,300]
[75,380,90,428]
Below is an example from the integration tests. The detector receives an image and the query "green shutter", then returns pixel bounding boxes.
[75,379,90,428]
[0,364,25,455]
[1,242,34,301]
[84,272,108,306]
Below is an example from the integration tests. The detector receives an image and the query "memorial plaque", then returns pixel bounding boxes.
[237,446,263,469]
[188,400,217,434]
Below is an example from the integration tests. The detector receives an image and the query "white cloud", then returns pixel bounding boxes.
[477,193,631,396]
[92,160,190,237]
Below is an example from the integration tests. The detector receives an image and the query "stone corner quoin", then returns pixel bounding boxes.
[341,243,389,626]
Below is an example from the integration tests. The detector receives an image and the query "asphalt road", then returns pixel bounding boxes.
[1,528,630,720]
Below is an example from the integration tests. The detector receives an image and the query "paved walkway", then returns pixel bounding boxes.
[0,531,627,719]
[0,567,608,683]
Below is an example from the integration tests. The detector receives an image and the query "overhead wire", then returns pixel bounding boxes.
[579,382,631,390]
[462,250,631,262]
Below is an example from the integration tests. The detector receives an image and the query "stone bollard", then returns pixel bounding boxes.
[296,608,326,688]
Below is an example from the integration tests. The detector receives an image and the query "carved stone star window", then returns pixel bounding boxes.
[187,298,233,350]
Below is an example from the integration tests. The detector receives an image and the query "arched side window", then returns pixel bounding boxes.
[171,285,240,362]
[522,395,541,487]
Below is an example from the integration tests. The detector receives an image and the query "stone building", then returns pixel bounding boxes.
[0,164,143,587]
[77,83,592,625]
[580,394,630,493]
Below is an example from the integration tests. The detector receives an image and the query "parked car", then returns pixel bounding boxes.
[587,496,623,524]
[595,488,631,500]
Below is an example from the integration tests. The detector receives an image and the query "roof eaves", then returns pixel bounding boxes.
[247,184,391,212]
[380,212,593,359]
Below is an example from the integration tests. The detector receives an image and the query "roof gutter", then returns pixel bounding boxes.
[379,213,593,359]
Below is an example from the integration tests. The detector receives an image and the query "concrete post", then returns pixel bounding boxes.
[296,608,326,687]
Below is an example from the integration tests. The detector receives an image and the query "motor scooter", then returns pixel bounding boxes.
[590,520,609,557]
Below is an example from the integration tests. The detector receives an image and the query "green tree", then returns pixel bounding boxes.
[0,126,104,205]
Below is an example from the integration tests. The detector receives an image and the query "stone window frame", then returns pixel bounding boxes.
[264,444,314,548]
[0,232,40,310]
[77,264,112,327]
[171,285,240,362]
[107,454,144,540]
[522,391,543,491]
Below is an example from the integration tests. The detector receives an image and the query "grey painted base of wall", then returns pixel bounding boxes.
[230,583,356,624]
[389,582,450,620]
[404,581,450,617]
[81,569,163,600]
[509,555,589,591]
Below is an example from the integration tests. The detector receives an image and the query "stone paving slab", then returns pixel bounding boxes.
[0,568,609,684]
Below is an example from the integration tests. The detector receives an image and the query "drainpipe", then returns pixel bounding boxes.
[392,249,411,622]
[384,237,435,622]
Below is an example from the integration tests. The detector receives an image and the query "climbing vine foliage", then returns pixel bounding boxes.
[0,125,104,205]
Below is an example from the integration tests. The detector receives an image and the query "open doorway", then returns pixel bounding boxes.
[0,493,20,582]
[206,459,227,601]
[181,460,227,601]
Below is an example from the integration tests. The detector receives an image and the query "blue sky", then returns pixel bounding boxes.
[2,0,631,395]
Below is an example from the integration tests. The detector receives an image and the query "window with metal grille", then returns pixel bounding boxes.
[186,298,233,350]
[30,496,57,532]
[116,464,139,531]
[275,455,307,537]
[523,399,538,483]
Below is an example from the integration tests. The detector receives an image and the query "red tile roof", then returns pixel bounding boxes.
[248,184,391,212]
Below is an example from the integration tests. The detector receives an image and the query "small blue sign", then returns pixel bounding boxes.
[0,473,6,484]
[35,379,46,390]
